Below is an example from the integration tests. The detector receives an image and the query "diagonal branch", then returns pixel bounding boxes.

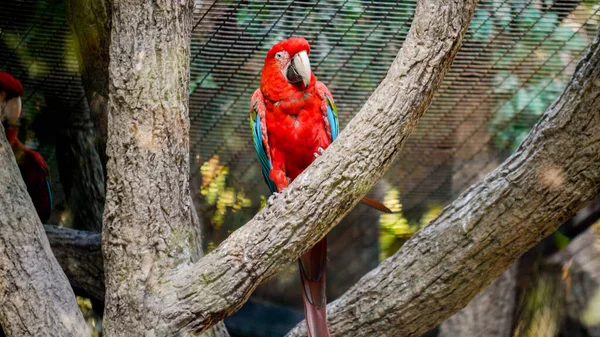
[0,129,89,336]
[153,0,479,335]
[285,26,600,337]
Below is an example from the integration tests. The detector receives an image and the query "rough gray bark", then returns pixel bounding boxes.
[66,2,228,335]
[439,265,518,337]
[44,222,231,337]
[0,128,89,336]
[437,197,600,337]
[285,26,600,337]
[102,0,205,335]
[252,181,385,308]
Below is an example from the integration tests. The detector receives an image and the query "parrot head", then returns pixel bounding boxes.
[262,37,312,89]
[0,72,24,125]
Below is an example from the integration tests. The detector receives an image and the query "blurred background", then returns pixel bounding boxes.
[1,0,600,336]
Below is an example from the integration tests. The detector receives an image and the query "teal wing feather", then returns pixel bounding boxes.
[250,89,277,194]
[325,95,339,141]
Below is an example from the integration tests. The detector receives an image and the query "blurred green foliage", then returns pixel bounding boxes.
[200,155,252,228]
[76,296,102,337]
[379,188,442,261]
[197,155,253,251]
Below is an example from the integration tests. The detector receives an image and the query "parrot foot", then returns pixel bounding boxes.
[267,192,280,205]
[313,147,325,158]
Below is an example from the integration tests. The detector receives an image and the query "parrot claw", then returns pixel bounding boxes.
[313,147,325,158]
[267,192,280,205]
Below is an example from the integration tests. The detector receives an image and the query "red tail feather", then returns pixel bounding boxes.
[360,196,392,213]
[299,237,330,337]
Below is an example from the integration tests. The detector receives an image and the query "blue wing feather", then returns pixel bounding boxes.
[250,93,277,194]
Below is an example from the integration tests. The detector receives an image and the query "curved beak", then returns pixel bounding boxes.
[2,96,22,125]
[286,50,311,87]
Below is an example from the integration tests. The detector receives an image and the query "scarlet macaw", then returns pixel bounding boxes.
[250,37,390,337]
[1,72,52,223]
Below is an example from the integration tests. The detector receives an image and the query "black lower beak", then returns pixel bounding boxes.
[286,62,303,84]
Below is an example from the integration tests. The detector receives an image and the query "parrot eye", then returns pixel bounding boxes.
[275,52,284,60]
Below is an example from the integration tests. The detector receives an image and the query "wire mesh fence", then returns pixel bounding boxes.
[1,1,599,336]
[2,0,598,218]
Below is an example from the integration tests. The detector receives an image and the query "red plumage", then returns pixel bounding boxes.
[254,37,333,337]
[1,72,52,223]
[253,38,390,336]
[5,125,52,223]
[0,72,24,100]
[259,37,332,191]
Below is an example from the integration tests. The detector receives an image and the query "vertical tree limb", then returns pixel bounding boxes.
[48,87,106,233]
[102,0,202,335]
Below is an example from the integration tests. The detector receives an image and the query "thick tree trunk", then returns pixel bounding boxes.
[68,3,230,334]
[0,128,89,336]
[102,0,204,335]
[286,26,600,337]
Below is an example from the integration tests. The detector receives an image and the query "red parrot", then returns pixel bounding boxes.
[250,37,390,337]
[1,72,52,223]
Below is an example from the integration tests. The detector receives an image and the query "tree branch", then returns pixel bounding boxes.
[44,225,104,302]
[153,0,479,335]
[44,223,232,337]
[284,26,600,337]
[0,129,89,336]
[435,196,600,337]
